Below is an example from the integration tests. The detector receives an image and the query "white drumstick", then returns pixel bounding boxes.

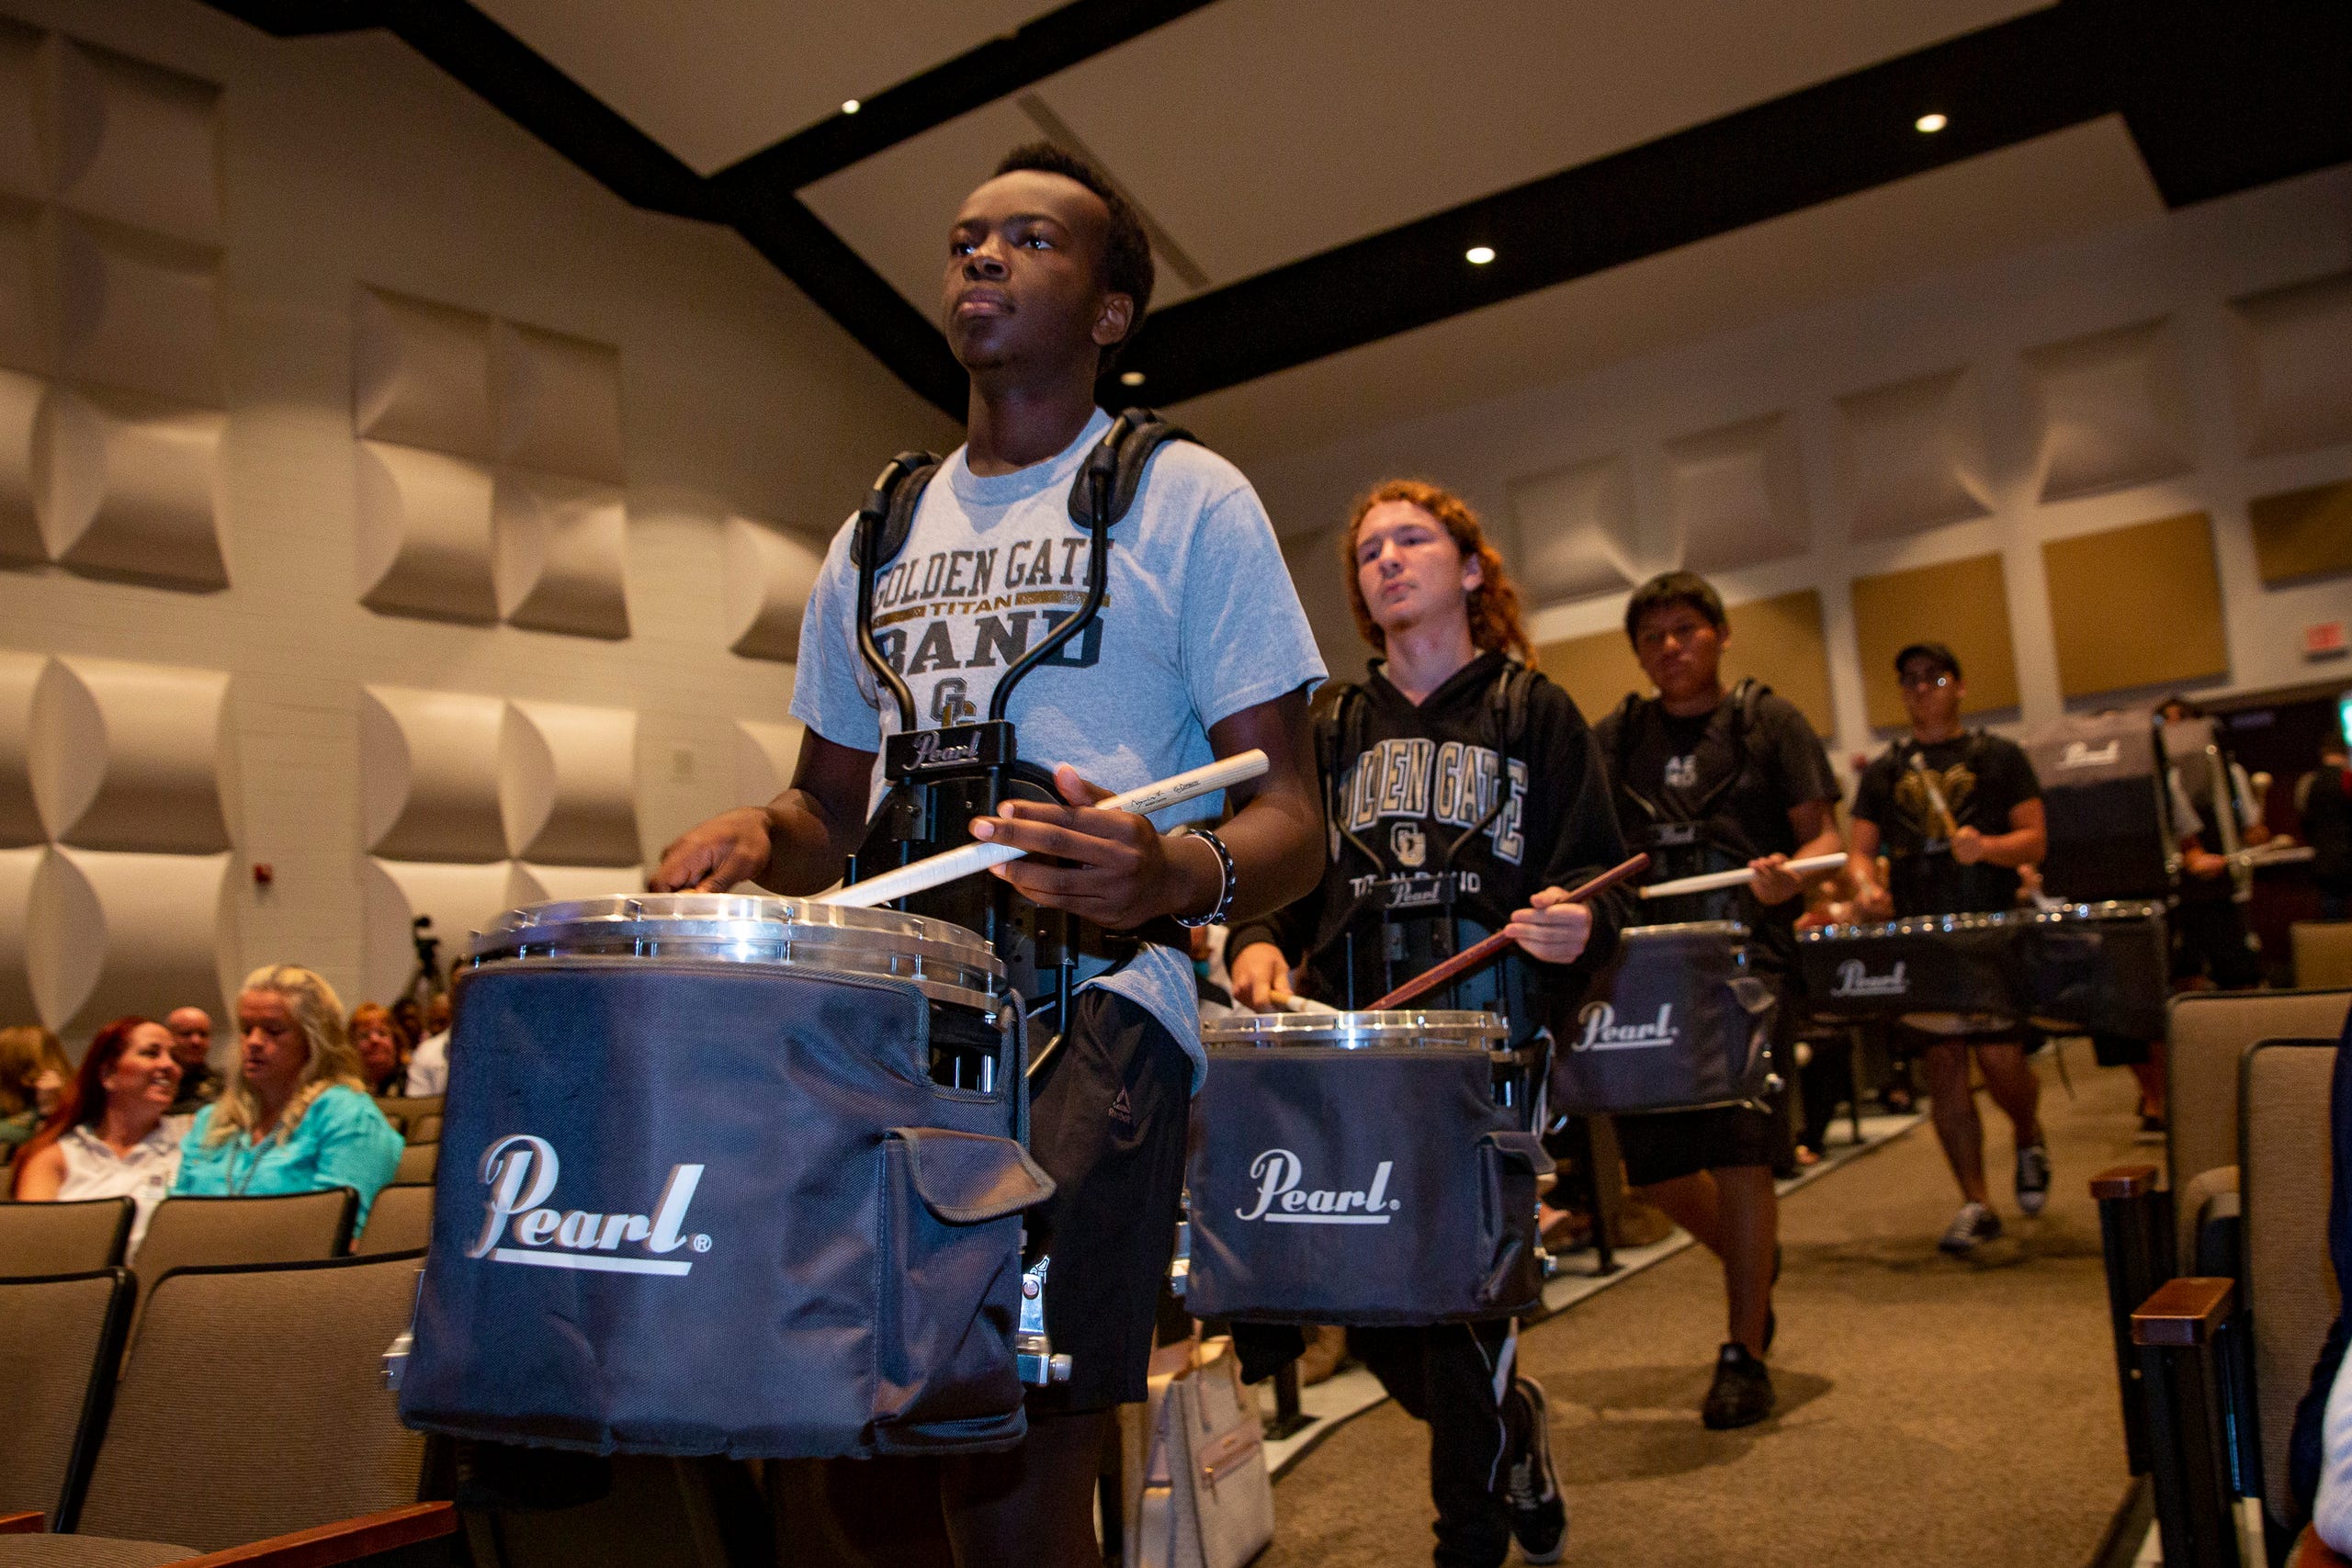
[1637,852,1846,899]
[819,750,1272,909]
[1279,994,1342,1015]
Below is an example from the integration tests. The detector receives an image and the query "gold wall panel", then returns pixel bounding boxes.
[2247,479,2352,586]
[2042,512,2228,699]
[1849,553,2019,728]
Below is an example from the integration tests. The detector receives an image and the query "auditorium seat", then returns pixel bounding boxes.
[391,1143,438,1187]
[2297,923,2352,989]
[353,1184,431,1256]
[371,1097,444,1144]
[0,1269,131,1532]
[0,1201,131,1279]
[407,1114,442,1146]
[130,1192,356,1321]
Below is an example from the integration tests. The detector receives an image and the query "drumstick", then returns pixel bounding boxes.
[1637,852,1845,899]
[1908,753,1962,840]
[819,750,1271,909]
[1363,853,1650,1011]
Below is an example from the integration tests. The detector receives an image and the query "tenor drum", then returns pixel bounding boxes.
[1798,911,2025,1033]
[1550,921,1777,1115]
[398,895,1054,1460]
[2017,901,2168,1041]
[1184,1011,1550,1326]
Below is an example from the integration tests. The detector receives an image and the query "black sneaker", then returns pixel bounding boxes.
[1701,1343,1776,1430]
[1502,1376,1566,1564]
[1938,1201,2002,1255]
[2014,1145,2051,1217]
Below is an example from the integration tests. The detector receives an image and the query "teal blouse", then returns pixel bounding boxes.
[174,1085,404,1232]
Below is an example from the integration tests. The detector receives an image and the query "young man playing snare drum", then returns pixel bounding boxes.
[653,144,1326,1568]
[1226,479,1632,1568]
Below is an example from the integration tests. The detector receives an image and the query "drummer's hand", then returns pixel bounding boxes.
[1950,825,1985,864]
[1853,883,1894,921]
[2184,846,2231,879]
[1228,942,1295,1012]
[972,764,1209,930]
[650,807,773,893]
[1748,853,1803,906]
[1505,887,1592,964]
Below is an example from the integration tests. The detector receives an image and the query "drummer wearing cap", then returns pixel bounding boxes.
[1848,641,2050,1256]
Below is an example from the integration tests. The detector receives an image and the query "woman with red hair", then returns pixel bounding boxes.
[13,1016,190,1255]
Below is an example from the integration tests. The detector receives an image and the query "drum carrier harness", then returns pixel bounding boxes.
[1873,728,2016,914]
[1606,677,1773,924]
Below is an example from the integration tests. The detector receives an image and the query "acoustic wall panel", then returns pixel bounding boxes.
[2229,270,2352,459]
[492,470,629,639]
[353,288,492,458]
[734,716,805,807]
[46,37,221,248]
[29,846,230,1032]
[1721,589,1837,739]
[1507,454,1639,604]
[1849,553,2020,728]
[0,365,39,562]
[1532,626,1643,726]
[2043,513,2229,699]
[358,684,507,863]
[360,857,509,1004]
[1836,367,1993,539]
[0,844,38,1026]
[493,321,623,483]
[1666,412,1808,574]
[499,699,638,866]
[2026,319,2194,502]
[0,197,40,374]
[0,650,40,846]
[0,19,39,201]
[356,439,496,622]
[49,215,220,406]
[723,517,824,661]
[36,386,225,588]
[29,654,230,852]
[2248,481,2352,588]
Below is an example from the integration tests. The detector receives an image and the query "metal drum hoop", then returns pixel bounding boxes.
[1619,919,1751,942]
[1800,908,2027,944]
[2019,899,2165,928]
[1203,1009,1509,1055]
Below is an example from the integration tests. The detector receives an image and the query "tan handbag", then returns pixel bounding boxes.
[1125,1336,1274,1568]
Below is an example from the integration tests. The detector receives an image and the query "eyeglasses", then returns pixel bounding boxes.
[1897,671,1952,691]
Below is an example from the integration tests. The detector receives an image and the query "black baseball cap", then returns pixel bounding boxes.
[1894,641,1962,679]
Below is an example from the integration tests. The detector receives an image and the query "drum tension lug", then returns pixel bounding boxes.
[1015,1254,1073,1385]
[1168,1198,1191,1300]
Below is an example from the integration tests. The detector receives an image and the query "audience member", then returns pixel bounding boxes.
[2299,738,2352,921]
[164,1005,220,1114]
[174,964,402,1232]
[404,991,452,1097]
[0,1023,71,1164]
[2295,1005,2352,1544]
[349,1001,412,1096]
[390,997,424,1049]
[11,1017,191,1255]
[2159,695,2267,989]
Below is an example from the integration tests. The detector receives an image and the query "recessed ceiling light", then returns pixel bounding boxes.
[842,98,862,115]
[1915,112,1947,133]
[1119,369,1146,387]
[1465,245,1496,265]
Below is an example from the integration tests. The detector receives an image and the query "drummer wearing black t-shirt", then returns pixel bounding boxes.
[1592,571,1842,1429]
[1848,642,2050,1256]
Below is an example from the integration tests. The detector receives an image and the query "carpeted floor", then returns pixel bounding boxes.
[1259,1042,2148,1567]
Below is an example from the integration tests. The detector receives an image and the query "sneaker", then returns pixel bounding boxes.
[1502,1376,1567,1564]
[1938,1201,2002,1255]
[1701,1343,1776,1430]
[2014,1145,2052,1217]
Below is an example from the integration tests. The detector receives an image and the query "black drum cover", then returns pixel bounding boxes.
[1551,924,1776,1115]
[1797,918,2022,1023]
[398,957,1051,1459]
[2018,907,2168,1041]
[1185,1046,1549,1325]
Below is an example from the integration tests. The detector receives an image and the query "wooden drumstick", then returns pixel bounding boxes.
[1363,853,1650,1011]
[1908,752,1962,840]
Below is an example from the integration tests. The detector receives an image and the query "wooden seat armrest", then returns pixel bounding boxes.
[180,1501,457,1566]
[2132,1277,2236,1348]
[2091,1164,2162,1201]
[2294,1529,2352,1568]
[0,1510,43,1533]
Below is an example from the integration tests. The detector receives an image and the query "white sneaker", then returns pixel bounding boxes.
[1938,1201,2002,1255]
[2015,1145,2052,1217]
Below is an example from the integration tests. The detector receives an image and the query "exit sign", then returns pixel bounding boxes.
[2308,622,2348,660]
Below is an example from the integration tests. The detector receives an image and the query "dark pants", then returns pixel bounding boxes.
[2171,897,2264,989]
[1351,1319,1525,1568]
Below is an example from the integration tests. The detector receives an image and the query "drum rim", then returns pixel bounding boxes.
[2021,899,2165,924]
[1620,919,1751,939]
[1202,1009,1510,1049]
[1799,909,2029,941]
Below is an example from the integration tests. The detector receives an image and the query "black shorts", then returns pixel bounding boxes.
[1614,1102,1782,1188]
[1023,987,1193,1412]
[2090,1032,2154,1068]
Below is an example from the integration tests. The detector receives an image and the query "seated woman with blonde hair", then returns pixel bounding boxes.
[12,1016,191,1254]
[174,965,402,1233]
[0,1022,72,1164]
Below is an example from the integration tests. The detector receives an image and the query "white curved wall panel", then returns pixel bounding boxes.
[358,684,507,863]
[506,862,642,908]
[0,845,39,1025]
[0,198,40,374]
[50,216,220,406]
[493,321,623,483]
[29,847,230,1032]
[35,386,225,588]
[48,37,220,248]
[29,654,230,852]
[353,288,492,458]
[1667,412,1809,575]
[500,699,639,865]
[0,19,40,202]
[2230,270,2352,459]
[492,470,629,639]
[0,366,39,563]
[733,716,805,807]
[1507,455,1640,605]
[0,651,40,847]
[356,439,496,622]
[360,857,511,1004]
[723,517,824,660]
[1836,367,1993,540]
[2027,318,2193,502]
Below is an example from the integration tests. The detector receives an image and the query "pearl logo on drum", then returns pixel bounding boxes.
[1832,958,1909,998]
[1234,1148,1399,1225]
[1572,1001,1679,1052]
[469,1134,711,1276]
[2059,739,2120,769]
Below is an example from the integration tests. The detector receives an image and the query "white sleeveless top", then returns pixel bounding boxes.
[57,1115,192,1258]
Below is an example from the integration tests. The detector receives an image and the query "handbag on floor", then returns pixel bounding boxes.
[1126,1336,1274,1568]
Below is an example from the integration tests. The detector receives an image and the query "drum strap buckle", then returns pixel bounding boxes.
[1015,1253,1073,1385]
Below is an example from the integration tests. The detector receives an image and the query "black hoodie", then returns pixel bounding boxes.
[1227,652,1633,1041]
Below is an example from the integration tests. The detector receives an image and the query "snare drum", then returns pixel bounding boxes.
[2017,900,2168,1042]
[1797,911,2026,1033]
[1551,921,1777,1115]
[398,895,1053,1460]
[1184,1010,1550,1326]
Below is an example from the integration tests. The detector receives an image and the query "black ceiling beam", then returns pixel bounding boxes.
[2110,2,2352,209]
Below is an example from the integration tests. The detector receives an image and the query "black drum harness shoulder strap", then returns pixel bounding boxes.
[1879,728,2010,911]
[842,410,1193,1041]
[1609,679,1770,921]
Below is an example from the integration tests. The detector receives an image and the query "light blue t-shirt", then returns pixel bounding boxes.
[791,408,1327,1084]
[175,1084,403,1233]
